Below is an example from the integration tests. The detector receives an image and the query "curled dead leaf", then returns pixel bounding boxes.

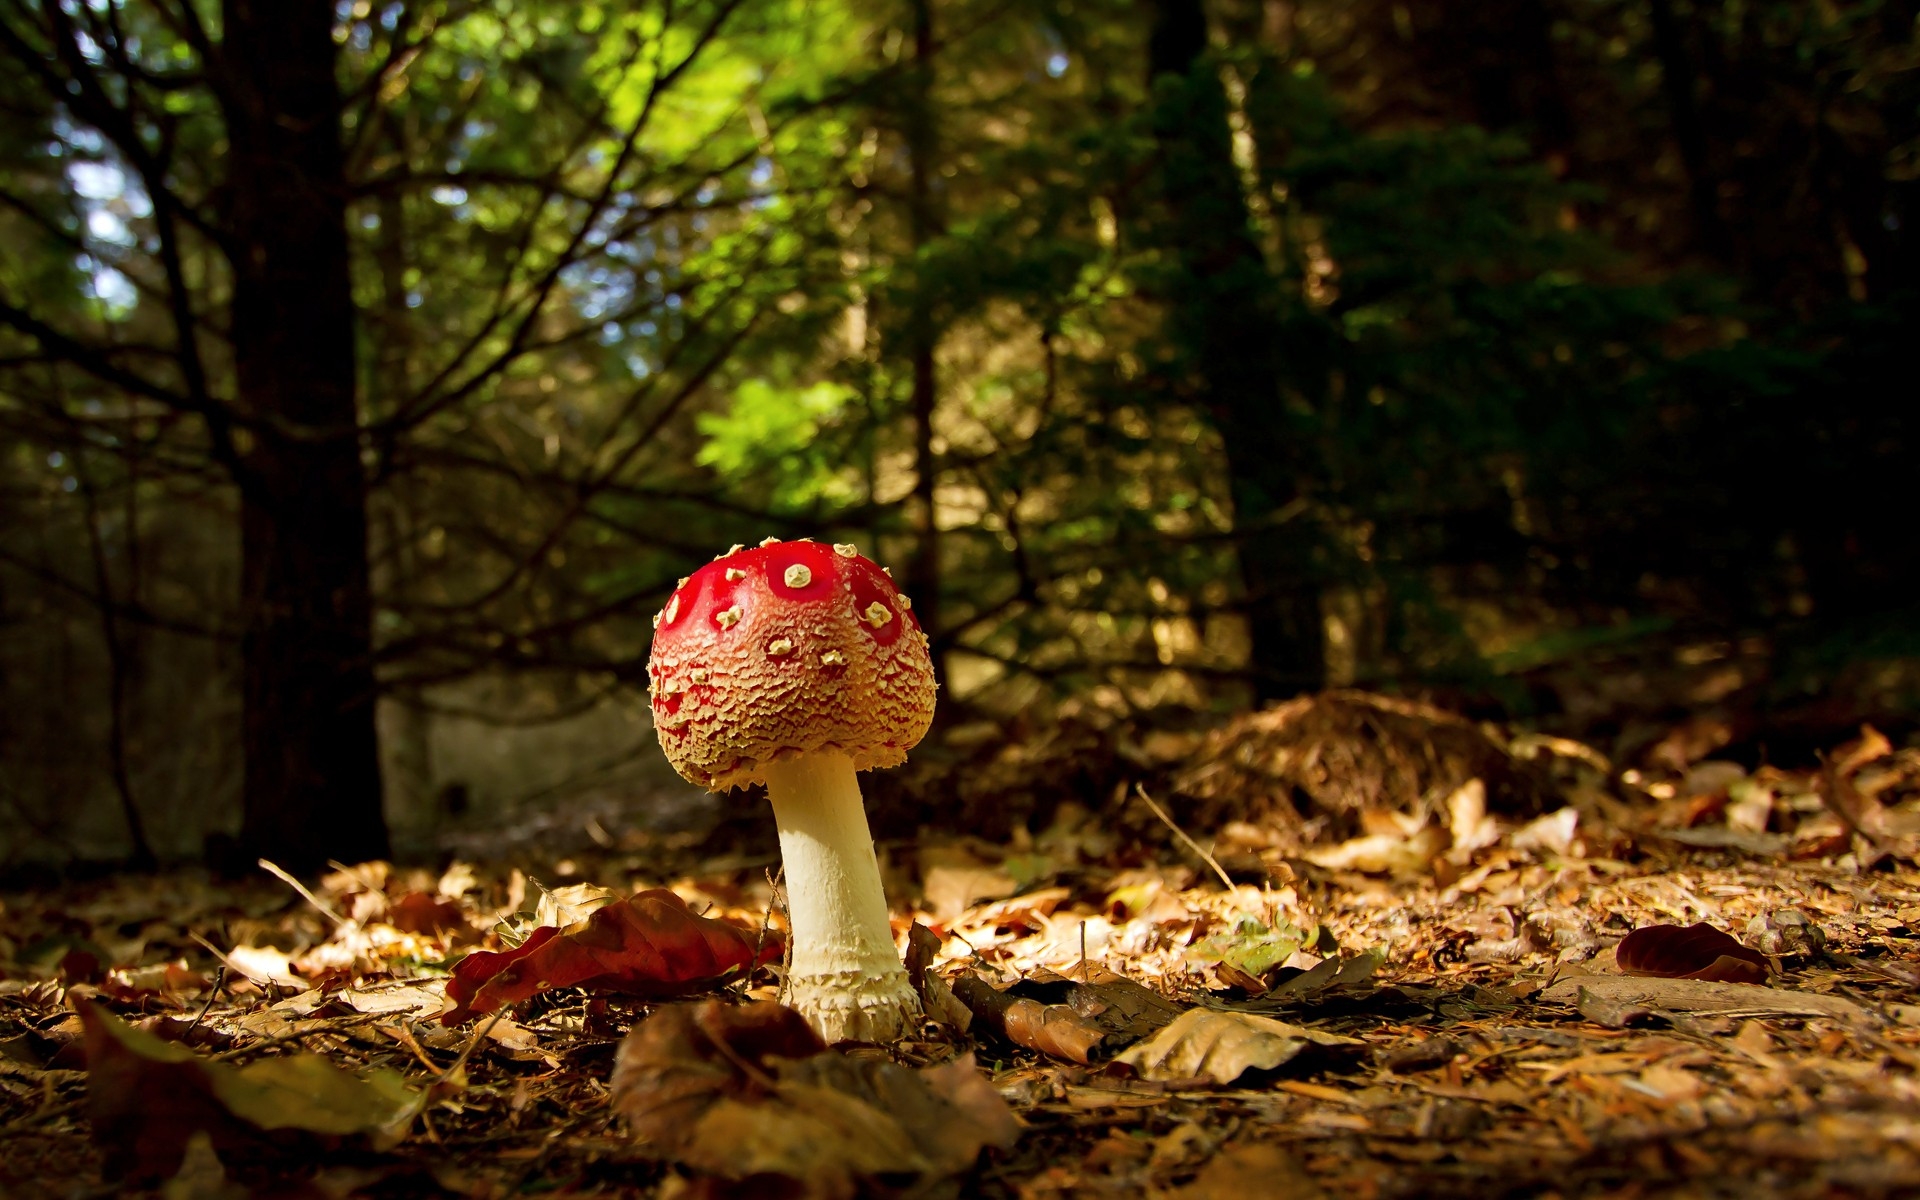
[951,972,1111,1064]
[1616,923,1769,984]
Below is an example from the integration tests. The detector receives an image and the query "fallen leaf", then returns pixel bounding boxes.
[1188,917,1307,977]
[1378,1036,1461,1073]
[1008,966,1185,1042]
[905,923,973,1031]
[1541,975,1865,1022]
[1265,947,1385,1000]
[1652,826,1789,855]
[1575,988,1654,1029]
[1634,1063,1704,1104]
[78,1001,425,1185]
[222,945,306,989]
[951,972,1112,1064]
[610,999,1019,1198]
[1617,923,1769,984]
[1301,827,1447,878]
[1447,778,1502,855]
[533,880,620,929]
[1510,807,1580,855]
[1113,1008,1362,1085]
[337,983,445,1016]
[442,888,777,1024]
[387,893,467,936]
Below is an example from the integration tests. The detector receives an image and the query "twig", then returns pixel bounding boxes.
[1135,784,1237,894]
[257,858,347,926]
[751,865,783,990]
[183,964,226,1038]
[0,1097,81,1138]
[436,1007,509,1086]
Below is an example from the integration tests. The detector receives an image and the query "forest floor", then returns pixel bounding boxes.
[5,693,1920,1198]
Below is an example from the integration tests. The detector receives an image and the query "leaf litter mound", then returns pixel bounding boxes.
[3,693,1920,1197]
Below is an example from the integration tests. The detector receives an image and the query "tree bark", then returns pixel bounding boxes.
[903,0,945,682]
[1147,0,1325,700]
[1647,0,1734,264]
[222,0,388,870]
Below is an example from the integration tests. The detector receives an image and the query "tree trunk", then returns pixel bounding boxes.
[903,0,945,681]
[222,0,388,870]
[1647,0,1733,264]
[1147,0,1325,701]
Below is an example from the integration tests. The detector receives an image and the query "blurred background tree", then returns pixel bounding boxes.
[2,0,1914,868]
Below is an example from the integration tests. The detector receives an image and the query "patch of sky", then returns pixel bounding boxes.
[67,160,122,200]
[72,29,104,64]
[431,185,468,206]
[458,61,479,82]
[626,354,651,378]
[82,259,135,311]
[351,23,373,51]
[47,452,65,470]
[637,320,657,337]
[87,208,134,248]
[599,321,623,344]
[58,118,106,156]
[362,212,381,230]
[406,290,423,308]
[664,293,682,311]
[1047,52,1069,77]
[381,3,402,30]
[750,157,775,189]
[695,179,720,207]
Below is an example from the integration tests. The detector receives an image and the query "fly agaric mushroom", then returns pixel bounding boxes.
[647,538,934,1041]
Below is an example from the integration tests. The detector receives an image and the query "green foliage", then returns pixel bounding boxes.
[696,378,863,509]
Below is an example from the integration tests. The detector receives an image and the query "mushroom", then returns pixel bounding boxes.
[646,538,935,1041]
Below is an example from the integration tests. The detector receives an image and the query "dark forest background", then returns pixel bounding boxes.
[1,0,1915,872]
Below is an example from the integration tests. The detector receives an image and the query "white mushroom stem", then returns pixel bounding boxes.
[761,750,920,1042]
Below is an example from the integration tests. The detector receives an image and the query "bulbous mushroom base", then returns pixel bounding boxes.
[787,966,922,1044]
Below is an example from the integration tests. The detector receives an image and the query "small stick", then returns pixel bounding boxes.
[258,858,346,926]
[1135,784,1237,894]
[436,1008,509,1086]
[753,865,784,990]
[183,964,227,1038]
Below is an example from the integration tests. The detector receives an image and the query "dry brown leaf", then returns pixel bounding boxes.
[610,999,1019,1197]
[1169,1139,1324,1199]
[78,1002,426,1185]
[1113,1008,1361,1085]
[951,972,1111,1064]
[1300,827,1448,878]
[1542,975,1866,1022]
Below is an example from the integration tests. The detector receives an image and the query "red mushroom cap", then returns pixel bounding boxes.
[646,539,936,791]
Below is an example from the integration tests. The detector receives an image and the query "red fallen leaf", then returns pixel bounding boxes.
[1616,922,1770,984]
[387,892,467,936]
[441,888,779,1024]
